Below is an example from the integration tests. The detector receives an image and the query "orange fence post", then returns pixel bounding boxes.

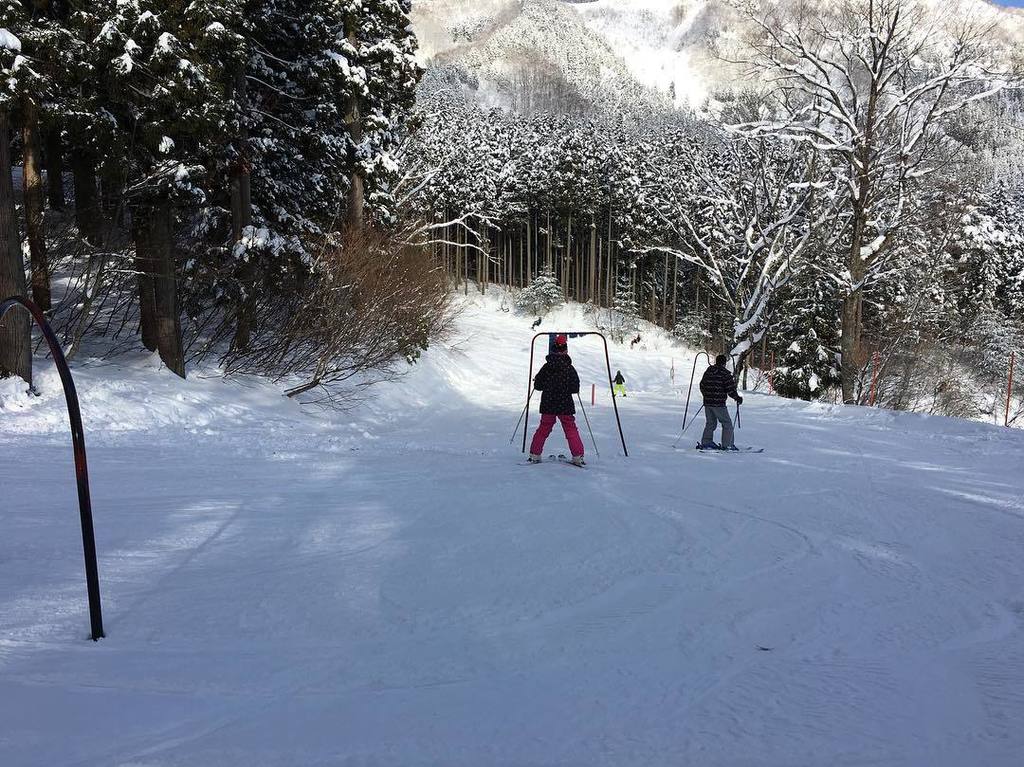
[592,383,596,407]
[1006,350,1016,428]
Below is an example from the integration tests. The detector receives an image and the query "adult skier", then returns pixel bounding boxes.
[698,354,743,450]
[528,335,585,466]
[614,370,627,398]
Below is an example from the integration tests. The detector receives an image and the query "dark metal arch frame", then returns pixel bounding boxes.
[521,331,628,457]
[681,351,711,434]
[1,296,104,641]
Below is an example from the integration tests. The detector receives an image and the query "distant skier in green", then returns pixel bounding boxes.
[613,370,627,398]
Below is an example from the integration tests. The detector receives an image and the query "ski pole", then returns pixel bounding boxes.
[577,394,601,458]
[736,403,742,429]
[509,398,530,445]
[672,403,705,448]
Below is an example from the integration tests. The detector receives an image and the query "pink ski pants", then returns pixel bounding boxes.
[530,414,585,458]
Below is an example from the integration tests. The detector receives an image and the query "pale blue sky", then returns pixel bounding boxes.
[995,0,1024,7]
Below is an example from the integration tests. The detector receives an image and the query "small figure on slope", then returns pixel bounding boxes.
[698,354,743,451]
[614,370,627,398]
[528,335,585,466]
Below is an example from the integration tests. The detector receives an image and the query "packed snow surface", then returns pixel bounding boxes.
[3,290,1024,766]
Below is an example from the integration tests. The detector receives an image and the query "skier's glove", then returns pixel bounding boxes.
[736,396,744,405]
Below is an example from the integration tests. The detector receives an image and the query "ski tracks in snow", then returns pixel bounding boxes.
[4,295,1024,765]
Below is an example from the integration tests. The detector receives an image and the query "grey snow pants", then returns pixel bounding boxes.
[702,404,734,448]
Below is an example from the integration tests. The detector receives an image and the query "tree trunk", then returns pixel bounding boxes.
[671,255,678,328]
[22,97,51,311]
[150,201,185,377]
[229,65,253,243]
[72,152,102,245]
[840,288,862,404]
[842,192,869,404]
[661,254,670,327]
[454,227,461,290]
[44,127,65,210]
[546,210,552,270]
[526,218,532,283]
[133,208,160,354]
[606,210,614,305]
[228,62,256,353]
[345,26,364,232]
[0,109,31,384]
[589,218,597,303]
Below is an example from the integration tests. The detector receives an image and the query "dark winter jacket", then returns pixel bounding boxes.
[614,372,625,385]
[699,363,740,407]
[534,353,581,415]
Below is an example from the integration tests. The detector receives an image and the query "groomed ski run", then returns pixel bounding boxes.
[3,291,1024,767]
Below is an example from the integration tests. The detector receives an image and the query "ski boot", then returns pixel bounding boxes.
[527,453,543,464]
[571,455,586,467]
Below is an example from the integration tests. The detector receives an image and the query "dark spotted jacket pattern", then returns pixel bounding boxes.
[534,353,581,415]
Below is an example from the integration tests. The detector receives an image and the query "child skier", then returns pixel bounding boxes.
[698,354,743,450]
[613,370,627,398]
[528,335,585,465]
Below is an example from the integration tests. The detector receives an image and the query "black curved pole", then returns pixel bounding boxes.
[598,333,629,457]
[521,339,538,454]
[682,351,711,435]
[521,332,628,457]
[1,296,104,641]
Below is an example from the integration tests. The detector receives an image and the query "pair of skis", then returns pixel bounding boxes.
[694,443,764,453]
[520,454,586,469]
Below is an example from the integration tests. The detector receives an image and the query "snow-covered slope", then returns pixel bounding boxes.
[3,289,1024,765]
[569,0,728,109]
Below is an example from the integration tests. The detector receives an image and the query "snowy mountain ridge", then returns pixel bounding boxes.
[412,0,1024,113]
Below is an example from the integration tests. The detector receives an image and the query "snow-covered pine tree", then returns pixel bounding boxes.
[204,0,422,353]
[516,265,562,316]
[89,0,221,377]
[296,0,420,232]
[771,275,842,401]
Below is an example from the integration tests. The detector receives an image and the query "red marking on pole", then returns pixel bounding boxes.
[592,383,596,406]
[1006,350,1016,428]
[869,352,880,406]
[769,351,775,394]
